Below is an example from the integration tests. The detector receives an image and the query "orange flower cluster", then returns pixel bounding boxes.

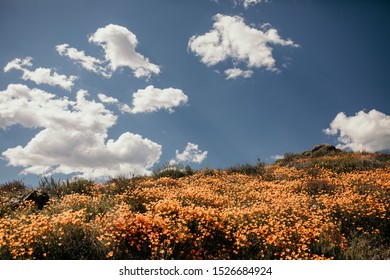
[1,154,389,259]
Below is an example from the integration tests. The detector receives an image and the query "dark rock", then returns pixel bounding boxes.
[25,190,50,210]
[8,190,50,210]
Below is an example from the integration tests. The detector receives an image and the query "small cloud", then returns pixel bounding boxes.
[271,154,284,160]
[324,109,390,152]
[224,68,253,79]
[4,57,77,90]
[125,85,188,114]
[170,142,208,165]
[188,14,299,76]
[98,93,119,104]
[241,0,268,9]
[89,24,160,79]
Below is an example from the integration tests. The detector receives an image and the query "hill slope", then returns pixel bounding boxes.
[1,146,389,259]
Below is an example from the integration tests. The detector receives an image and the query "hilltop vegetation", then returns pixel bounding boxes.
[0,145,389,260]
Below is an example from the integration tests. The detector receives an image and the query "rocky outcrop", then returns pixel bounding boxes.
[302,144,342,157]
[8,190,50,210]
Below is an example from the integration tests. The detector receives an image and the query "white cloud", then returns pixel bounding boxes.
[188,14,299,74]
[56,44,110,78]
[324,109,390,152]
[4,57,77,90]
[0,84,162,178]
[98,93,119,104]
[88,24,160,79]
[224,68,253,79]
[170,142,208,165]
[125,85,188,114]
[57,24,160,79]
[271,154,284,160]
[241,0,268,9]
[118,103,133,114]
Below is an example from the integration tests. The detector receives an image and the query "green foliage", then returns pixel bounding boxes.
[200,167,215,176]
[282,152,299,163]
[0,180,31,218]
[313,156,385,173]
[226,159,266,176]
[153,164,194,179]
[38,177,95,197]
[0,180,28,194]
[106,175,135,195]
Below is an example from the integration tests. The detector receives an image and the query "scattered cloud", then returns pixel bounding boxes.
[4,57,77,90]
[89,24,161,79]
[56,44,110,78]
[224,68,253,79]
[123,85,188,114]
[213,0,268,8]
[240,0,268,9]
[98,93,119,104]
[0,84,162,178]
[57,24,160,79]
[170,142,208,165]
[324,109,390,152]
[271,154,284,160]
[188,14,299,75]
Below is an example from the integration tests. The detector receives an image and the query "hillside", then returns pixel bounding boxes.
[1,145,389,260]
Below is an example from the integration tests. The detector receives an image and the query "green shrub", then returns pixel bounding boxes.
[226,159,266,176]
[282,152,299,163]
[0,180,28,194]
[106,175,134,195]
[38,177,95,197]
[153,164,194,179]
[200,167,215,176]
[314,156,384,173]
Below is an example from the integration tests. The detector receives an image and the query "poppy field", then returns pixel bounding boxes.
[1,150,389,260]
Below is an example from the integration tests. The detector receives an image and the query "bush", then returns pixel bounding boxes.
[153,164,194,179]
[200,167,215,176]
[313,156,384,173]
[0,180,28,194]
[226,159,266,176]
[38,177,95,197]
[105,176,135,195]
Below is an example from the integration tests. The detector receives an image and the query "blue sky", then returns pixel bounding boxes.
[1,0,389,185]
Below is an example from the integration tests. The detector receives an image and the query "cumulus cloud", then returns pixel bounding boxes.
[98,93,119,104]
[170,142,208,165]
[224,68,253,79]
[0,84,162,178]
[57,24,160,79]
[123,85,188,114]
[324,109,390,152]
[188,14,299,74]
[56,44,110,78]
[89,24,160,79]
[4,57,77,90]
